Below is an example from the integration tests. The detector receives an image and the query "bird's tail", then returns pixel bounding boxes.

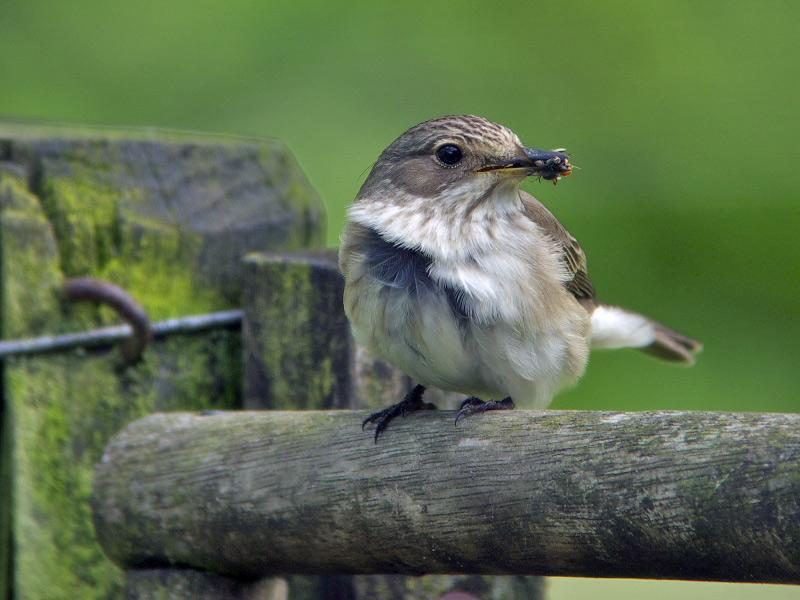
[590,304,702,365]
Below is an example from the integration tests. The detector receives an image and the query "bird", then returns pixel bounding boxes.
[339,115,701,441]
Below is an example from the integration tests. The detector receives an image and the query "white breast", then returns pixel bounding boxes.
[343,184,591,407]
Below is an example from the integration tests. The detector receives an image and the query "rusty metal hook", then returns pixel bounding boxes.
[62,277,152,362]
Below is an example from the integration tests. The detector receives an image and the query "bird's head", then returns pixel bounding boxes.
[357,115,571,207]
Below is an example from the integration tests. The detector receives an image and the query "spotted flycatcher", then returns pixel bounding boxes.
[339,115,701,441]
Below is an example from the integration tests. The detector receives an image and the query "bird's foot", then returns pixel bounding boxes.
[455,397,514,426]
[362,384,436,442]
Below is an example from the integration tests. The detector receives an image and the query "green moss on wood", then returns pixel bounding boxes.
[243,253,350,410]
[1,128,324,600]
[38,169,222,325]
[0,129,325,600]
[0,171,38,212]
[0,172,65,598]
[99,219,219,321]
[38,167,122,277]
[7,329,242,600]
[0,186,62,338]
[9,357,124,597]
[246,258,315,405]
[0,379,11,599]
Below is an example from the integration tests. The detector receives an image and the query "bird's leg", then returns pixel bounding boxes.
[361,384,437,442]
[455,396,514,426]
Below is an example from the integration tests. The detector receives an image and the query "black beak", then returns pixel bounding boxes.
[523,147,573,180]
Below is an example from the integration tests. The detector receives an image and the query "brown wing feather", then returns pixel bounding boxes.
[519,191,703,363]
[519,190,596,307]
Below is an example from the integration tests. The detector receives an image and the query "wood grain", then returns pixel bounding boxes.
[93,409,800,583]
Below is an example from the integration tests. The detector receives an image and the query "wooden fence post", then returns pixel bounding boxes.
[0,124,323,599]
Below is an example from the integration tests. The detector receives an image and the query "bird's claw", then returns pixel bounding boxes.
[454,397,514,426]
[361,385,436,443]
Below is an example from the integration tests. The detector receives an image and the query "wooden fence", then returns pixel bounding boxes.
[92,409,800,599]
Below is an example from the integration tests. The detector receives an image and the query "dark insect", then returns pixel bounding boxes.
[526,147,573,184]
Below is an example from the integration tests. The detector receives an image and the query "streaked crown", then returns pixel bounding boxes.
[358,115,526,199]
[382,115,522,159]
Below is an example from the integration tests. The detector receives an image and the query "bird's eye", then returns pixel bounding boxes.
[435,144,463,166]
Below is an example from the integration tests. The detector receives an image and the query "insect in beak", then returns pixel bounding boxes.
[524,148,573,183]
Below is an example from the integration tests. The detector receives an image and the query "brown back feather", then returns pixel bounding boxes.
[519,190,596,308]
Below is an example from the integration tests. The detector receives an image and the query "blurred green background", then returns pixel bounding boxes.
[1,1,798,597]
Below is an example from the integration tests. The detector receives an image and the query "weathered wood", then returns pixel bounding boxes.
[3,125,324,304]
[93,409,800,583]
[0,124,324,599]
[242,250,356,410]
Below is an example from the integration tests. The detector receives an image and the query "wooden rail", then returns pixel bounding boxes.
[92,409,800,584]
